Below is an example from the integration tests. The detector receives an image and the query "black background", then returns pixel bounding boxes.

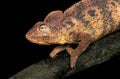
[2,0,120,79]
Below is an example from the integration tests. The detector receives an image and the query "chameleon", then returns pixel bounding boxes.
[25,0,120,68]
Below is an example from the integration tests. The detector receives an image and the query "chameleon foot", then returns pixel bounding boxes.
[50,45,70,58]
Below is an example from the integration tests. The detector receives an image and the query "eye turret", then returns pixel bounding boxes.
[39,24,51,34]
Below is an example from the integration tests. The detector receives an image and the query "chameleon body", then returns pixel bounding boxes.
[26,0,120,68]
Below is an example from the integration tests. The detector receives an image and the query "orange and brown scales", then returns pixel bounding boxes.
[64,0,120,41]
[26,0,120,68]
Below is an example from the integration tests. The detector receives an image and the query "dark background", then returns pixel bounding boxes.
[2,0,120,79]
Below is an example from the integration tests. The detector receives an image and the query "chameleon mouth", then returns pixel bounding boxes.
[25,29,64,45]
[25,34,49,45]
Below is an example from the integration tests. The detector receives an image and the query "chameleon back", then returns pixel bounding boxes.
[64,0,120,41]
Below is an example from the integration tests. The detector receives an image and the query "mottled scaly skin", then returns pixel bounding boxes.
[64,0,120,41]
[26,0,120,68]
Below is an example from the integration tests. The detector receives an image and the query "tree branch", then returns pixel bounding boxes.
[9,30,120,79]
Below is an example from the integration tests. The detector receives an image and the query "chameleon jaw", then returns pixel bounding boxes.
[26,37,50,45]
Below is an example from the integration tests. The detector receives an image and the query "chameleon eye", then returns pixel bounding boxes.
[39,24,50,33]
[39,25,47,30]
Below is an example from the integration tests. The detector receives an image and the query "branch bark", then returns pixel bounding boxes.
[9,30,120,79]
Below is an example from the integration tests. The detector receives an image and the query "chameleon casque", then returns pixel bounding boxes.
[26,0,120,68]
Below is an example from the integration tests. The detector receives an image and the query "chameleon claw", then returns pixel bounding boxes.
[49,53,56,59]
[54,55,58,58]
[50,54,58,60]
[49,52,59,58]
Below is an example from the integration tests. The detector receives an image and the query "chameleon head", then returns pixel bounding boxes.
[25,10,66,45]
[25,22,63,45]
